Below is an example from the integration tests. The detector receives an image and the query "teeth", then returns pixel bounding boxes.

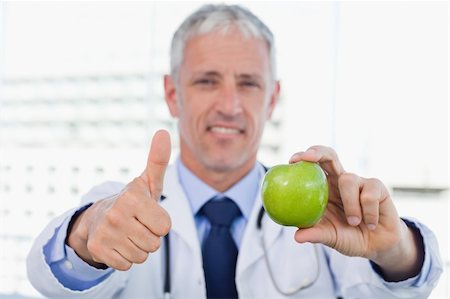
[210,126,240,134]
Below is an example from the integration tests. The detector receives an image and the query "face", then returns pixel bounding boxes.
[165,28,280,177]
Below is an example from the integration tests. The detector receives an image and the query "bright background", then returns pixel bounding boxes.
[0,1,448,298]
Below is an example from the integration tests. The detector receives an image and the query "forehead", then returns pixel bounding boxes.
[180,28,271,77]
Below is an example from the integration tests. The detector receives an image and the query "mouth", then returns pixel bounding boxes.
[207,125,245,136]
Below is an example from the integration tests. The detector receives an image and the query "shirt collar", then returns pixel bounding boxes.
[176,157,262,220]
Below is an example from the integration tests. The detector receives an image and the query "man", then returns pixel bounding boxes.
[27,4,442,299]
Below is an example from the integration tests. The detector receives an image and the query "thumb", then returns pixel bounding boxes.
[294,226,334,247]
[140,129,171,200]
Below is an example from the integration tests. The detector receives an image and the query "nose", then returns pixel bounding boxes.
[216,82,243,116]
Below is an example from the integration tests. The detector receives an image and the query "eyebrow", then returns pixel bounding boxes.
[237,73,263,82]
[192,71,263,81]
[194,71,221,78]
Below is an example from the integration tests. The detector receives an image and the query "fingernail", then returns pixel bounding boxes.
[367,224,376,231]
[347,216,360,226]
[289,153,302,163]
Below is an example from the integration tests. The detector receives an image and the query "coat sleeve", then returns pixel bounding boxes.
[327,218,443,299]
[26,181,131,299]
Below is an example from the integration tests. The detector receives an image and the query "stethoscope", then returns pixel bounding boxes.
[161,205,321,298]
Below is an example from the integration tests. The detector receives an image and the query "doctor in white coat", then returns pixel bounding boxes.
[27,4,442,299]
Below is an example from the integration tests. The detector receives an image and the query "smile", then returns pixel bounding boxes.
[208,126,244,134]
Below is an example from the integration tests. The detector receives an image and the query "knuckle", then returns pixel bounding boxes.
[309,145,321,151]
[329,147,339,159]
[106,209,122,227]
[324,145,335,154]
[339,172,358,185]
[311,145,337,157]
[87,239,102,257]
[368,177,383,188]
[360,191,377,205]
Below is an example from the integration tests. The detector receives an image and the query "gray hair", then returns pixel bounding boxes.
[170,4,276,82]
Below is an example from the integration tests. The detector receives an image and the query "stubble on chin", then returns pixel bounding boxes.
[200,146,254,175]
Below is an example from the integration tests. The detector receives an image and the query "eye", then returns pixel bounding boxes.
[239,80,260,88]
[195,78,217,86]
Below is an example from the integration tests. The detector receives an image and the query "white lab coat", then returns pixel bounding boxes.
[27,165,442,299]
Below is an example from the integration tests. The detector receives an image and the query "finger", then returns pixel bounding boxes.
[91,248,132,271]
[360,178,382,230]
[128,218,162,252]
[140,130,171,200]
[120,179,172,237]
[114,238,149,265]
[289,146,345,177]
[288,151,304,164]
[338,172,363,226]
[294,226,335,248]
[87,219,145,267]
[135,200,172,237]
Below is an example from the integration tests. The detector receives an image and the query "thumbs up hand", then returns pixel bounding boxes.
[67,130,172,271]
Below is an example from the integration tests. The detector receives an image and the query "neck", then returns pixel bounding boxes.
[180,155,256,193]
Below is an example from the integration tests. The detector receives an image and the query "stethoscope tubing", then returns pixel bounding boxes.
[162,206,320,298]
[163,232,171,299]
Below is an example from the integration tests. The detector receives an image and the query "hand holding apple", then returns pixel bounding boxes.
[261,161,328,228]
[288,145,424,282]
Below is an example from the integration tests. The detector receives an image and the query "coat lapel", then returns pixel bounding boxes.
[236,170,283,279]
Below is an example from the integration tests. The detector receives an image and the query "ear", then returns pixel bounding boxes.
[164,75,180,117]
[266,80,281,119]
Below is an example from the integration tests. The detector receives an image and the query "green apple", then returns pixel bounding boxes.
[261,161,328,228]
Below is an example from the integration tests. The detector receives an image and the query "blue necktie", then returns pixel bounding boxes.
[200,197,241,299]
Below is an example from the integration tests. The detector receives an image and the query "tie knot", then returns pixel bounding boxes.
[201,198,241,228]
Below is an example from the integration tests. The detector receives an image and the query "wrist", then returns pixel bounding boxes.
[372,219,424,281]
[66,205,106,269]
[66,208,89,258]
